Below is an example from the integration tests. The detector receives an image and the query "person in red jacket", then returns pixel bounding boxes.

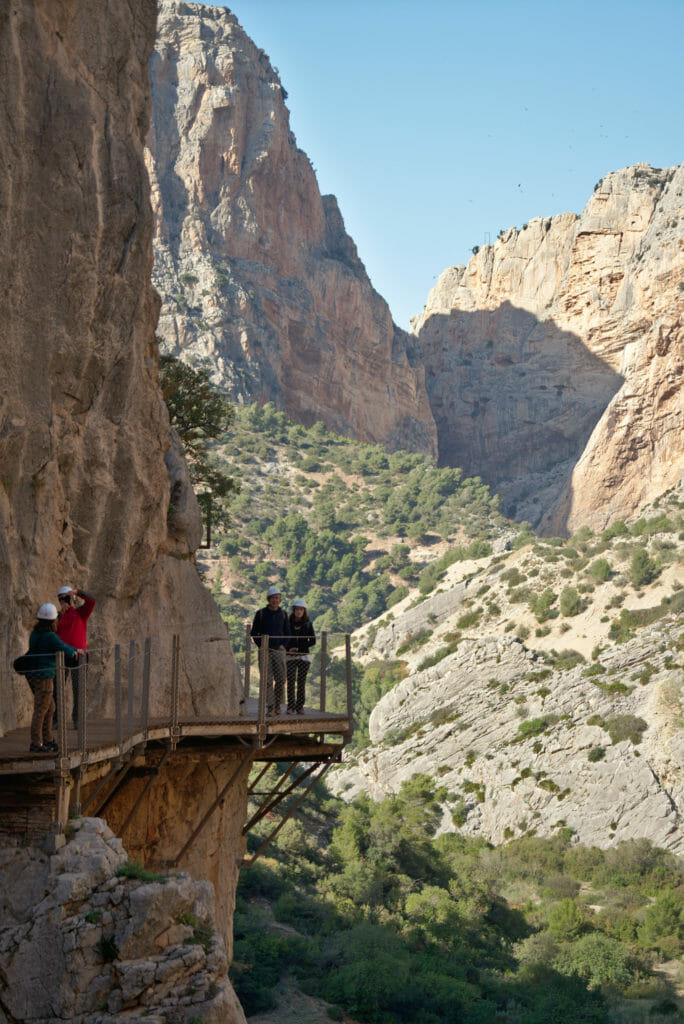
[56,585,95,727]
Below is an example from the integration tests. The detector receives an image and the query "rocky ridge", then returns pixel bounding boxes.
[147,0,436,456]
[0,818,245,1024]
[146,0,681,532]
[331,488,684,852]
[412,163,683,533]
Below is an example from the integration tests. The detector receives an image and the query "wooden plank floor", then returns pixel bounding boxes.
[0,698,351,774]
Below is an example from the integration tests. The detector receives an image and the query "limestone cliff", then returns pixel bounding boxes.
[0,0,241,735]
[412,164,683,533]
[0,818,247,1024]
[0,3,248,1018]
[332,488,684,852]
[147,0,437,456]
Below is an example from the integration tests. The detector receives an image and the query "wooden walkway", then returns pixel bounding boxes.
[0,698,351,775]
[0,632,354,855]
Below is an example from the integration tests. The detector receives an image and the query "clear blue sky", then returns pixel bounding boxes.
[203,0,683,329]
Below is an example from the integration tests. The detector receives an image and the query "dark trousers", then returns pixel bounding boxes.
[286,658,310,713]
[29,677,54,746]
[259,648,286,713]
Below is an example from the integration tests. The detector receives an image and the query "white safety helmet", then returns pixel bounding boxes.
[58,585,73,596]
[37,603,58,620]
[292,599,307,609]
[266,586,282,597]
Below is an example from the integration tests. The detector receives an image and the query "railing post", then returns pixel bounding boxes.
[127,640,135,739]
[320,632,327,712]
[258,640,268,742]
[114,645,122,750]
[243,626,251,710]
[345,634,354,739]
[141,638,151,735]
[170,634,180,748]
[56,651,68,756]
[77,653,87,760]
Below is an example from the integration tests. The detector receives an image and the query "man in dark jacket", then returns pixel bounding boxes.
[250,586,289,715]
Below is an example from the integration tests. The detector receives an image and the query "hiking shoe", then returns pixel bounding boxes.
[29,743,46,753]
[43,741,59,752]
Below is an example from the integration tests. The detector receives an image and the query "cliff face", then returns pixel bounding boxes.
[412,164,683,533]
[0,0,240,734]
[147,0,437,457]
[0,818,246,1024]
[332,488,684,852]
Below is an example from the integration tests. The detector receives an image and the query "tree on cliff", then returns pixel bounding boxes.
[159,353,237,535]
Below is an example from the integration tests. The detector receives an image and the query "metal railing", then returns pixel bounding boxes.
[243,628,354,743]
[7,629,354,761]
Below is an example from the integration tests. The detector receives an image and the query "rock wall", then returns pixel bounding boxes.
[98,747,251,960]
[334,623,684,853]
[412,164,683,533]
[147,0,437,457]
[0,818,246,1024]
[0,0,241,735]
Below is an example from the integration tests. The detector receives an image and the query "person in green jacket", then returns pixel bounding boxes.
[27,603,83,753]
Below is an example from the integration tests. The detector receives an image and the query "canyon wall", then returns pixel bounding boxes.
[412,164,683,533]
[147,0,437,457]
[0,0,241,735]
[0,3,249,1017]
[147,2,681,532]
[0,817,247,1024]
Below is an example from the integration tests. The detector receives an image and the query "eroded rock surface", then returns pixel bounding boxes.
[0,0,240,735]
[334,623,683,853]
[412,164,683,533]
[0,818,246,1024]
[147,0,437,456]
[334,492,684,852]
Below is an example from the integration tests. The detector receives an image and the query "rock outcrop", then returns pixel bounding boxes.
[0,0,240,735]
[412,164,683,533]
[333,489,684,851]
[0,818,246,1024]
[335,624,683,853]
[147,0,437,457]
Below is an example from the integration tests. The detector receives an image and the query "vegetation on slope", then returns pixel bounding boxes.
[199,401,509,648]
[232,772,684,1023]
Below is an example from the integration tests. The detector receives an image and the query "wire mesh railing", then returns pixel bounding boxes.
[5,630,354,761]
[243,627,353,728]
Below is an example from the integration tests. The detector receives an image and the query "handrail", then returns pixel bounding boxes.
[3,630,355,769]
[243,629,353,736]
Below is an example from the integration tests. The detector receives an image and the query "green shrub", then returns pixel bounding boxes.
[94,935,119,962]
[604,714,648,745]
[554,931,635,989]
[589,558,611,582]
[115,860,167,883]
[417,642,459,671]
[587,747,606,762]
[528,588,559,623]
[550,649,586,671]
[515,715,559,741]
[560,587,583,617]
[450,798,467,826]
[456,608,482,629]
[396,629,431,655]
[629,547,659,588]
[387,585,409,608]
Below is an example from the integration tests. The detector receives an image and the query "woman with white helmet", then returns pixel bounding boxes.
[286,599,316,714]
[26,604,84,753]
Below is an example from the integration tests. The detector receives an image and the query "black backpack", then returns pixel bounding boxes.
[13,653,34,676]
